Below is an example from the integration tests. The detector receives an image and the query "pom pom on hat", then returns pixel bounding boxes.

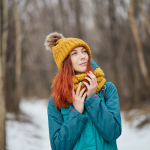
[44,32,64,51]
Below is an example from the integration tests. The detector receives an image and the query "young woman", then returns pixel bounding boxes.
[45,32,122,150]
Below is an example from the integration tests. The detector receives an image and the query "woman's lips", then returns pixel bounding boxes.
[80,62,87,65]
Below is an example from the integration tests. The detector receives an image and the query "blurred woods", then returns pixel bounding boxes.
[0,0,150,148]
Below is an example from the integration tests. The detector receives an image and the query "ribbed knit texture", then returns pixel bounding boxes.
[73,67,106,91]
[52,38,92,69]
[66,66,106,103]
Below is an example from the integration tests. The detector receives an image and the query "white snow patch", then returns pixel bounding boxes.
[117,113,150,150]
[6,98,51,150]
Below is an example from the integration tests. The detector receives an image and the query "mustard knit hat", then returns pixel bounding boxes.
[44,32,92,69]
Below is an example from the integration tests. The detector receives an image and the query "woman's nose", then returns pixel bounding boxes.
[80,52,85,58]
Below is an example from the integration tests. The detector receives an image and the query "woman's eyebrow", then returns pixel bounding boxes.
[71,47,85,52]
[71,49,77,52]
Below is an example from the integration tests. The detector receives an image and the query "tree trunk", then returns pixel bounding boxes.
[108,0,119,89]
[75,0,82,38]
[137,0,150,35]
[0,51,6,150]
[94,0,105,32]
[128,0,150,90]
[0,0,8,149]
[58,0,66,36]
[43,0,57,31]
[2,0,8,92]
[132,46,140,108]
[13,0,22,114]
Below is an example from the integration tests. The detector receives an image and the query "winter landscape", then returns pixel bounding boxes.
[6,98,150,150]
[1,1,150,150]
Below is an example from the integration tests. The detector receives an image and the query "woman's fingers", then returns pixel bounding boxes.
[85,76,92,84]
[76,82,81,96]
[83,81,90,89]
[87,71,97,83]
[79,86,86,97]
[82,91,87,100]
[88,71,95,76]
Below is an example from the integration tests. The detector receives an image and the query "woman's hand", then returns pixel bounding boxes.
[83,71,98,98]
[72,82,87,114]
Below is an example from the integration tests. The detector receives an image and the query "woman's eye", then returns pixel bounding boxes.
[72,52,77,55]
[83,50,87,53]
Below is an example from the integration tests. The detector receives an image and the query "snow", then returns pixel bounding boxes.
[6,98,51,150]
[6,98,150,150]
[117,113,150,150]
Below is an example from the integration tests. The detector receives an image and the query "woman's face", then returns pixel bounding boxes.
[69,46,89,75]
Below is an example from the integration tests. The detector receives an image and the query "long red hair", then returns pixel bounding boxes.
[50,55,94,109]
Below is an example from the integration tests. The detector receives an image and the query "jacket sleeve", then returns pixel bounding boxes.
[84,82,122,142]
[47,97,88,150]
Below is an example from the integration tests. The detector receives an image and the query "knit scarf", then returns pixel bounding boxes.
[67,67,106,103]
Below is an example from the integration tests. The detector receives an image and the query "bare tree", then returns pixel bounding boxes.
[128,0,150,90]
[0,54,6,150]
[94,0,105,32]
[58,0,66,35]
[13,0,22,113]
[108,0,120,88]
[0,0,8,149]
[75,0,82,38]
[137,0,150,35]
[2,0,150,113]
[0,47,5,150]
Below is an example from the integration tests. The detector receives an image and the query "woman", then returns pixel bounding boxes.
[45,32,122,150]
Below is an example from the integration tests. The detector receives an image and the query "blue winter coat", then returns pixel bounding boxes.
[47,59,122,150]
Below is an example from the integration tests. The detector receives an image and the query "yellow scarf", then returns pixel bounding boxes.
[67,67,106,103]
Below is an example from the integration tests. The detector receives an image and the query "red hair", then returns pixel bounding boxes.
[50,56,94,109]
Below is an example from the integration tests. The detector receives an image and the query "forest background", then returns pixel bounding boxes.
[0,0,150,149]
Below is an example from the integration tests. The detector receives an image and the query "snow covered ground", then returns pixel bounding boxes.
[6,98,150,150]
[6,98,51,150]
[117,113,150,150]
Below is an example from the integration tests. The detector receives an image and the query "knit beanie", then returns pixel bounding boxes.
[44,32,92,69]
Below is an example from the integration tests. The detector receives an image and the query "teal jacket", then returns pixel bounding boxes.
[47,59,122,150]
